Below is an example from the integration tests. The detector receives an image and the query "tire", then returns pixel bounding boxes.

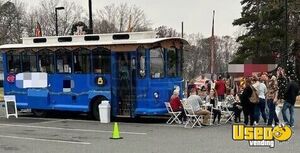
[91,97,106,120]
[32,109,47,117]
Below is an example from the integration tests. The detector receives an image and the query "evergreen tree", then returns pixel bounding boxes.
[232,0,286,63]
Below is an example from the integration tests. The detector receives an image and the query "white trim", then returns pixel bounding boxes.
[0,31,188,49]
[0,38,187,49]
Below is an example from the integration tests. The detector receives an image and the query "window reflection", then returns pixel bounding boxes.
[38,49,54,73]
[56,49,72,73]
[7,51,21,73]
[21,50,37,72]
[73,48,91,73]
[92,48,111,74]
[150,47,164,78]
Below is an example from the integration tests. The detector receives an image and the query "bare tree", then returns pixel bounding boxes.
[95,3,151,33]
[0,0,25,44]
[94,20,118,34]
[215,36,239,73]
[24,0,84,37]
[155,26,180,38]
[184,34,210,80]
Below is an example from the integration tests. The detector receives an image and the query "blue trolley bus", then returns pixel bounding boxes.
[0,31,187,119]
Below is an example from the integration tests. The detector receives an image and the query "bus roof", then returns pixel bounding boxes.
[0,31,188,51]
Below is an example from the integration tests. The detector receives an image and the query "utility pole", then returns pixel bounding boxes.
[89,0,93,34]
[55,7,64,36]
[210,10,216,74]
[181,21,184,38]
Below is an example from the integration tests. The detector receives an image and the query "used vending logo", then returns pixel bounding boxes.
[232,124,292,148]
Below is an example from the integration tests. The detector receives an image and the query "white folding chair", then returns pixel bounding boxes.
[183,103,202,128]
[219,101,234,123]
[165,102,182,124]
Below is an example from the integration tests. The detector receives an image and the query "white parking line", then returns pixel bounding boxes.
[19,116,66,121]
[29,119,66,125]
[0,123,147,135]
[0,135,91,145]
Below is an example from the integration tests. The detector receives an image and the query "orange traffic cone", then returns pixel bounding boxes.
[110,122,123,139]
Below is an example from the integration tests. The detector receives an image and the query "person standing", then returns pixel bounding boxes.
[277,67,287,104]
[257,77,268,124]
[267,76,279,126]
[215,76,226,101]
[251,76,260,125]
[240,78,255,125]
[282,76,299,127]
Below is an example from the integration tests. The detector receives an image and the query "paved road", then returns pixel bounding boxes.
[0,107,299,153]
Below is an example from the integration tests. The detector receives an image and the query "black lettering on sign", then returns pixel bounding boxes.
[6,101,16,114]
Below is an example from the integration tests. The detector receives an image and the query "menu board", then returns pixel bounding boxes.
[4,95,18,118]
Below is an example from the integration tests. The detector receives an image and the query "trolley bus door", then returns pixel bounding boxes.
[114,52,136,117]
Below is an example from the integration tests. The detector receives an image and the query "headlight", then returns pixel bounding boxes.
[153,92,159,99]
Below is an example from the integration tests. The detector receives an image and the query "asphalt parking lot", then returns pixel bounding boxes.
[0,108,299,153]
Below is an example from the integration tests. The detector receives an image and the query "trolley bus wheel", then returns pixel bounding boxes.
[91,97,106,120]
[32,109,47,117]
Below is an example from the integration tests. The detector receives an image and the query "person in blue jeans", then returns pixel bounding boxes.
[282,76,299,127]
[253,76,267,124]
[266,76,279,126]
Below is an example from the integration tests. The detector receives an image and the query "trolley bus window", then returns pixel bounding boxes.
[150,47,164,78]
[137,47,146,77]
[167,48,177,77]
[92,48,111,74]
[21,50,37,72]
[73,48,91,73]
[6,51,21,73]
[38,49,54,73]
[56,49,72,73]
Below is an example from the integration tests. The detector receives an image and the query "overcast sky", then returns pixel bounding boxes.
[25,0,242,37]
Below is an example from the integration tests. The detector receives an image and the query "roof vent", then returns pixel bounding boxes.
[33,38,47,43]
[84,35,100,41]
[58,37,72,42]
[112,34,129,40]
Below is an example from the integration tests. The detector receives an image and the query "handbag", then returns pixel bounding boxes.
[249,86,259,104]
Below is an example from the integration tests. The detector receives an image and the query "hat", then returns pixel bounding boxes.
[173,89,180,95]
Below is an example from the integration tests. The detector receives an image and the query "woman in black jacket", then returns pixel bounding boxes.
[240,78,255,125]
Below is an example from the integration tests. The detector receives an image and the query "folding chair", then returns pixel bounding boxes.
[219,101,234,124]
[183,103,202,128]
[164,102,182,124]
